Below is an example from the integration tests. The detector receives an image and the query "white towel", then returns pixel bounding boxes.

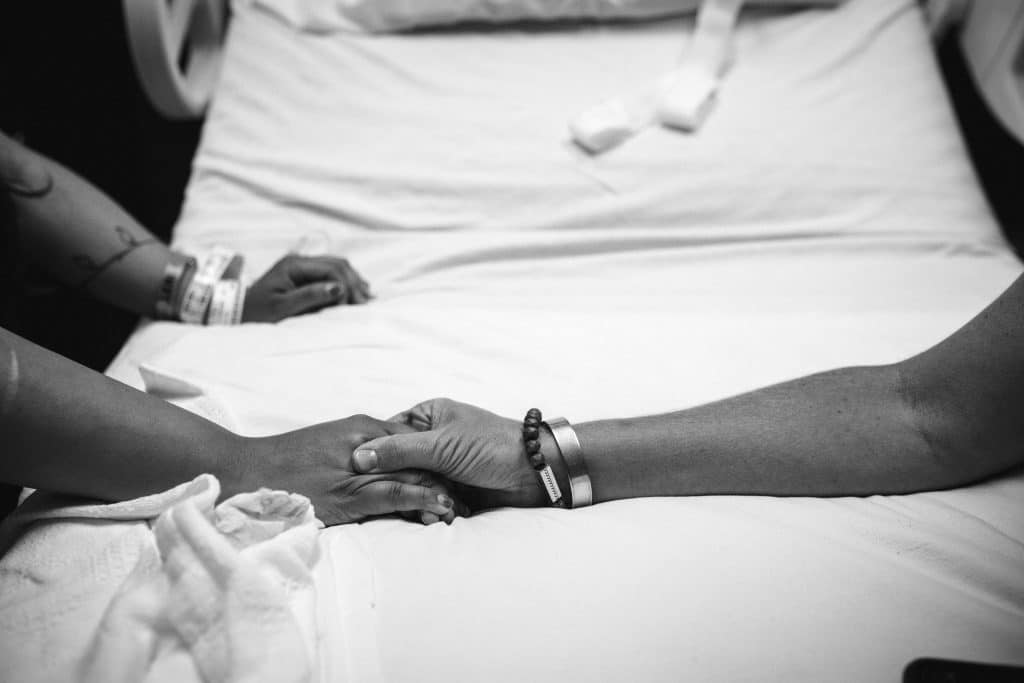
[0,475,321,683]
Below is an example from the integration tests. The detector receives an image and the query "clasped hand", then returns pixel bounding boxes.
[352,399,548,514]
[250,400,544,527]
[245,414,462,526]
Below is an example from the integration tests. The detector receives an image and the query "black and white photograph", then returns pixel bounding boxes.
[1,0,1023,681]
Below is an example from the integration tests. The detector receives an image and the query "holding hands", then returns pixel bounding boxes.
[243,414,460,526]
[352,399,548,513]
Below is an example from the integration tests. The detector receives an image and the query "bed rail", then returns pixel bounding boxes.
[959,1,1024,145]
[123,0,228,119]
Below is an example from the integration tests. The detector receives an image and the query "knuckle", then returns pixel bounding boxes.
[413,437,433,463]
[434,397,456,418]
[385,481,405,502]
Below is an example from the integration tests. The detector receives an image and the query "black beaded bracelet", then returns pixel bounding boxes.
[523,408,544,469]
[522,408,562,505]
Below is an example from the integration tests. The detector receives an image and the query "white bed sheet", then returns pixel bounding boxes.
[3,0,1022,681]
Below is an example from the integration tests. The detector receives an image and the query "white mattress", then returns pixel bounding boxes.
[4,0,1023,681]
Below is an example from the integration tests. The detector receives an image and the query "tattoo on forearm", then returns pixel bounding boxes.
[74,225,158,291]
[3,168,54,198]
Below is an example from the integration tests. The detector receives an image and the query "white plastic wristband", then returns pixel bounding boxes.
[207,279,245,326]
[179,246,237,324]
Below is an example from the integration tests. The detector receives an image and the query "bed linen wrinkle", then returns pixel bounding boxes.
[353,498,1023,682]
[762,496,1024,618]
[184,153,1002,240]
[788,0,914,78]
[5,0,1023,679]
[176,0,1001,247]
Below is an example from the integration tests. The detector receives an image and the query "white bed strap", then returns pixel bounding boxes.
[569,0,744,153]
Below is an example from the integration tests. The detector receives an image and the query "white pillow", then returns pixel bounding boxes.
[250,0,842,33]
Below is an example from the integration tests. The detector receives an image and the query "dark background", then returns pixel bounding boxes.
[1,3,202,370]
[1,4,1022,372]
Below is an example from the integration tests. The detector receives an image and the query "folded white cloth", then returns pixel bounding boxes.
[0,475,321,683]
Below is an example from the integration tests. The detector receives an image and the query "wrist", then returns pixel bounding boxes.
[573,420,615,505]
[211,432,262,500]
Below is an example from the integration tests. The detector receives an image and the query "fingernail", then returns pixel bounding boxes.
[326,282,343,298]
[353,449,378,471]
[437,494,453,508]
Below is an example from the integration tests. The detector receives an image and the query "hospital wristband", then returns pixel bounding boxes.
[179,246,239,324]
[154,251,196,320]
[206,279,245,325]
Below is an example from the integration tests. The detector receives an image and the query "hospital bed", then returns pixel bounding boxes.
[2,0,1023,681]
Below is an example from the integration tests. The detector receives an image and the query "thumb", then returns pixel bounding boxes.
[353,432,445,476]
[284,281,345,316]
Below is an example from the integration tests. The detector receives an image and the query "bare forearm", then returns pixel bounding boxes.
[0,327,250,501]
[576,365,951,503]
[0,132,170,315]
[578,275,1024,503]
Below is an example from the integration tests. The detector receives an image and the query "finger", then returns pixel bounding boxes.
[282,281,346,316]
[391,470,464,524]
[286,256,369,305]
[398,509,448,525]
[381,419,418,436]
[336,262,369,305]
[352,432,438,475]
[322,257,372,300]
[284,256,343,286]
[439,506,458,524]
[386,398,447,430]
[355,480,454,516]
[386,409,412,424]
[398,504,454,525]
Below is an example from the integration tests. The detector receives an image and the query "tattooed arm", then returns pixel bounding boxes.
[0,131,171,314]
[0,131,373,321]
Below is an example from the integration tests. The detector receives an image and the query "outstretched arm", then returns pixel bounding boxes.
[353,274,1024,506]
[0,130,370,321]
[0,327,456,524]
